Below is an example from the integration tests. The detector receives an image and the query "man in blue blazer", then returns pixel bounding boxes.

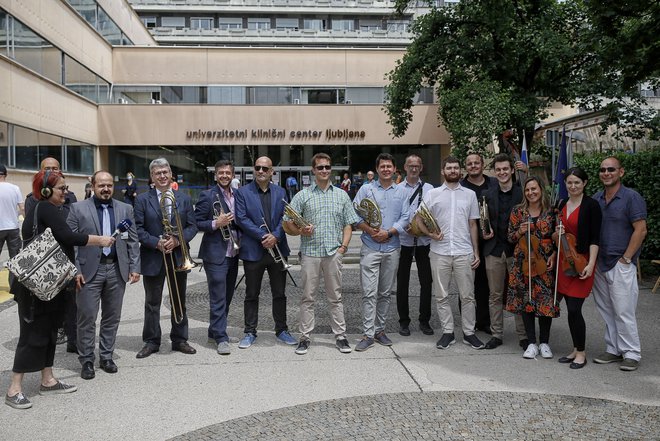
[234,156,296,349]
[134,158,198,358]
[195,159,240,355]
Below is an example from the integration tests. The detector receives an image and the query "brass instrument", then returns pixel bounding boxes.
[282,198,311,235]
[260,217,292,271]
[479,196,492,238]
[353,188,382,229]
[213,194,240,251]
[408,199,441,237]
[160,191,199,324]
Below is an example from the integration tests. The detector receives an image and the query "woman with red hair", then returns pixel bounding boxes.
[5,170,115,410]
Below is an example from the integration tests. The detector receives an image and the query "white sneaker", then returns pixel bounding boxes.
[539,343,553,359]
[523,343,539,359]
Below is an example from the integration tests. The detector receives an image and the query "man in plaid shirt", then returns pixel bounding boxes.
[283,153,360,355]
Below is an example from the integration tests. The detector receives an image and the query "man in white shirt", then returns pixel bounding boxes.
[417,156,484,350]
[0,165,24,259]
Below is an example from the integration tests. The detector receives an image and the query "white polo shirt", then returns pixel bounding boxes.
[0,181,22,230]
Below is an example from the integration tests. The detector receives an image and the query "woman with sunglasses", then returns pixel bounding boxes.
[552,167,601,369]
[506,176,557,359]
[5,170,114,410]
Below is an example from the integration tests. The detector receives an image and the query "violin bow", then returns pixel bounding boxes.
[527,215,532,304]
[554,215,562,307]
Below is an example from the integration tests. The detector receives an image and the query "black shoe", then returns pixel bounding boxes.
[419,322,434,336]
[436,333,456,349]
[398,326,411,337]
[519,339,529,349]
[66,344,78,354]
[172,341,197,354]
[136,345,159,359]
[475,325,492,335]
[558,356,576,364]
[570,359,587,370]
[80,361,95,380]
[484,337,503,350]
[100,359,118,374]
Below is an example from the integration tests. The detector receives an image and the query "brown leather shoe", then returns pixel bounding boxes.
[136,345,159,359]
[172,341,196,354]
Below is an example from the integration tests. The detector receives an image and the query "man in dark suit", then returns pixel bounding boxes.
[234,156,296,349]
[134,158,198,358]
[194,160,240,355]
[67,171,141,379]
[481,153,526,350]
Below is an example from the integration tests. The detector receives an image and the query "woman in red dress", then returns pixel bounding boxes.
[553,167,602,369]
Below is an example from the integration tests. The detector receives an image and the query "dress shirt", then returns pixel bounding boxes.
[397,179,434,247]
[93,196,116,259]
[354,181,409,253]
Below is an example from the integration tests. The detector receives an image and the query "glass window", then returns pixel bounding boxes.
[387,20,409,32]
[346,87,384,104]
[191,18,213,30]
[65,139,95,175]
[359,20,382,31]
[303,19,324,31]
[331,20,355,31]
[208,86,246,104]
[0,121,8,167]
[11,17,62,84]
[247,18,271,30]
[161,17,185,28]
[218,18,242,30]
[39,132,63,164]
[247,87,292,104]
[276,18,298,30]
[142,17,157,29]
[97,7,122,45]
[1,11,7,56]
[121,33,133,46]
[304,89,345,104]
[415,87,435,104]
[161,86,183,104]
[65,54,98,102]
[67,0,97,27]
[14,125,53,170]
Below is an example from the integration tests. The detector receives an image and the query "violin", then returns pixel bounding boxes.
[519,217,547,278]
[556,215,588,277]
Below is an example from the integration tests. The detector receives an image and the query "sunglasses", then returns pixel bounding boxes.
[254,166,271,172]
[599,167,618,173]
[315,165,332,171]
[56,185,69,191]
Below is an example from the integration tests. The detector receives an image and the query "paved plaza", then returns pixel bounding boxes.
[1,232,659,440]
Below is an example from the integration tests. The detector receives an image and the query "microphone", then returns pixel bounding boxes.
[111,219,132,238]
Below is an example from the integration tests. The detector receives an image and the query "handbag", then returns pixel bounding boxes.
[5,203,78,301]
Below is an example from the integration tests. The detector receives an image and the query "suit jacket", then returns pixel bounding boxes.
[195,185,232,264]
[482,182,523,257]
[67,197,140,283]
[234,181,289,262]
[135,188,198,277]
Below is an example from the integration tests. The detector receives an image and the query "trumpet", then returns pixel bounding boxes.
[260,217,292,271]
[282,198,311,235]
[213,194,240,251]
[160,191,199,324]
[409,200,441,237]
[354,188,382,229]
[479,196,492,238]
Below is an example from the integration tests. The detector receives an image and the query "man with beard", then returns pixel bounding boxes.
[67,171,140,379]
[194,160,240,355]
[417,156,484,350]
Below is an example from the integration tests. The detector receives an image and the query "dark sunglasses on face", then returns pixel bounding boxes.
[315,165,332,171]
[599,167,618,173]
[254,166,271,172]
[56,185,69,191]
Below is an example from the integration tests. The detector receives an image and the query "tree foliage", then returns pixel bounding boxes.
[386,0,659,158]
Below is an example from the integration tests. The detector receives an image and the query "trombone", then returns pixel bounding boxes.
[213,194,240,251]
[160,191,199,324]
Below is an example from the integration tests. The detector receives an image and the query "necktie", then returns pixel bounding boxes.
[102,204,111,256]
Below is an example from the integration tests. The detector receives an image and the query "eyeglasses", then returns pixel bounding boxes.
[56,185,69,191]
[599,167,618,173]
[315,165,332,171]
[254,166,271,172]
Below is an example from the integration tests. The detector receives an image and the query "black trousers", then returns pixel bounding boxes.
[142,260,189,348]
[473,254,491,330]
[396,244,432,327]
[243,253,288,335]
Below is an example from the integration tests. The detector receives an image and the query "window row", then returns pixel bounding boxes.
[0,10,111,103]
[114,86,435,105]
[0,122,95,175]
[66,0,133,46]
[142,16,410,32]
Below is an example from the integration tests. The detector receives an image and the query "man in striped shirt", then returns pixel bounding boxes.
[284,153,361,355]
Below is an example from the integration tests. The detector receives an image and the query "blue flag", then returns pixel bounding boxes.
[520,135,529,167]
[555,127,568,201]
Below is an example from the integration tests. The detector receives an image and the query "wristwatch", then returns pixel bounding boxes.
[387,230,393,239]
[622,256,632,264]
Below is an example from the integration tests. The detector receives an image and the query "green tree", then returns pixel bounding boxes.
[386,0,658,159]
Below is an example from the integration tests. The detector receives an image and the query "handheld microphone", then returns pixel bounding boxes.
[111,219,132,238]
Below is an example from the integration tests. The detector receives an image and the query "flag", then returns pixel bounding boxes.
[554,126,568,202]
[520,135,529,167]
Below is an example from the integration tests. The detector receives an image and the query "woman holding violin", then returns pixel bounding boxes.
[552,167,601,369]
[506,176,557,359]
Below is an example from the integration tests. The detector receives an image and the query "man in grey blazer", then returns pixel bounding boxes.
[67,171,141,380]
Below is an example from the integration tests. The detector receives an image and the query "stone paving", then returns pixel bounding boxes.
[171,391,660,441]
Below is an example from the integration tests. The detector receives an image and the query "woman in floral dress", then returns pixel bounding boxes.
[506,176,557,359]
